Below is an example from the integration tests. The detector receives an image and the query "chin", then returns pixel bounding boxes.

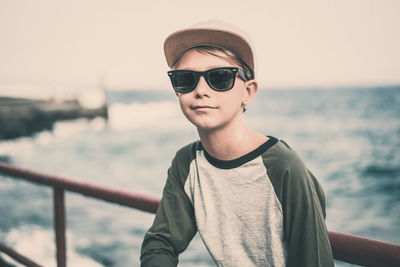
[193,118,233,133]
[187,117,220,131]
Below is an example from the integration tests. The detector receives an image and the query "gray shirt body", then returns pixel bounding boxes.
[184,149,287,266]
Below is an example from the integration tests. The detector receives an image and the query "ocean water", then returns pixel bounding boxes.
[0,86,399,266]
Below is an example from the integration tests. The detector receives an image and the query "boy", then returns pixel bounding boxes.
[140,20,334,267]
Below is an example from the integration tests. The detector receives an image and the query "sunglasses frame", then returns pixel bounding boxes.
[167,67,249,93]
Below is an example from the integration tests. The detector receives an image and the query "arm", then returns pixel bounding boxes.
[140,147,197,267]
[281,158,334,267]
[264,140,334,267]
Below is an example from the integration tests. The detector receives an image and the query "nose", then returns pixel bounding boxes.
[193,75,212,97]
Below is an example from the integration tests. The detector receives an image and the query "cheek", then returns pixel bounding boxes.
[178,95,191,113]
[221,88,244,109]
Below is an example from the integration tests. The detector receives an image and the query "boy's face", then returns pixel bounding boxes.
[174,49,253,132]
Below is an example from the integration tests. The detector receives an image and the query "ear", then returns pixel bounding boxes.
[175,91,180,97]
[242,79,258,105]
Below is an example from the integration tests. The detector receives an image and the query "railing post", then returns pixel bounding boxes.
[53,187,66,267]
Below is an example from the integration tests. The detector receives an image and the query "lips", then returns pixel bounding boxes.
[190,105,217,110]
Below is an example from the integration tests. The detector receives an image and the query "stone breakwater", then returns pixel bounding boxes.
[0,97,108,140]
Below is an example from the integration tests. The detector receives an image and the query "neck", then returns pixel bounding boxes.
[198,119,267,161]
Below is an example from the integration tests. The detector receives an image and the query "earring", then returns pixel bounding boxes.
[241,103,247,112]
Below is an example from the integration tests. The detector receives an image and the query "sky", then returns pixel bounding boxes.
[0,0,399,95]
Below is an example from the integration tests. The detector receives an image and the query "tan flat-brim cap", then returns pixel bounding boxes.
[164,20,255,71]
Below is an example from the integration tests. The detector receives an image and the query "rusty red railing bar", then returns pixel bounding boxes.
[0,162,160,213]
[1,161,400,267]
[329,231,400,267]
[0,241,43,267]
[54,188,66,267]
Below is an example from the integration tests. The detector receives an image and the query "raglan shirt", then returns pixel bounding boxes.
[140,136,334,267]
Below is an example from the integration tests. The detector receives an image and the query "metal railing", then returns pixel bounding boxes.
[0,162,399,267]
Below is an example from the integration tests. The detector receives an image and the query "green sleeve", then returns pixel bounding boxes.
[265,141,334,267]
[140,143,198,267]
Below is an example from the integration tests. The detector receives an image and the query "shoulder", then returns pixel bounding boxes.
[168,140,200,186]
[173,140,200,163]
[261,138,313,200]
[262,138,307,175]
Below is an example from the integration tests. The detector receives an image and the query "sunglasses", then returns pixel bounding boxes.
[167,67,248,93]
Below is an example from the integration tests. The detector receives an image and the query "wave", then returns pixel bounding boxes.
[2,225,102,267]
[107,101,188,131]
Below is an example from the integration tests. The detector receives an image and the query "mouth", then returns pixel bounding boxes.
[190,105,218,110]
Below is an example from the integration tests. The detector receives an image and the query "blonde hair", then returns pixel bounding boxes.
[171,45,255,80]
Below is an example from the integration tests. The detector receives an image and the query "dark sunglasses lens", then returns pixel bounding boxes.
[207,69,235,90]
[172,71,196,92]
